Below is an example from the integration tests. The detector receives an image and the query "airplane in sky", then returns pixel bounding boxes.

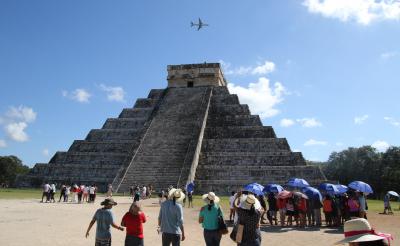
[191,18,209,31]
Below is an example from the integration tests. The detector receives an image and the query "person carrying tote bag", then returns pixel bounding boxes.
[199,192,225,246]
[235,194,262,246]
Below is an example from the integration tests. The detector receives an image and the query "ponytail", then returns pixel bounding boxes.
[249,204,255,215]
[173,197,176,205]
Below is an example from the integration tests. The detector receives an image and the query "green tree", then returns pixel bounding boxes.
[0,156,30,186]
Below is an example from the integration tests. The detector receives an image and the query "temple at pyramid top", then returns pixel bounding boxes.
[167,63,227,88]
[18,62,326,193]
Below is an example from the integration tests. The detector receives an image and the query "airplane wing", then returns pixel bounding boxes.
[198,18,203,25]
[197,25,202,31]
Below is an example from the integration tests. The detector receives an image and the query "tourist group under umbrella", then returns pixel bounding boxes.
[242,178,389,202]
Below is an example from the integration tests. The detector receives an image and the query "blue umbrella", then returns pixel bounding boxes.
[263,184,284,193]
[335,184,349,194]
[302,187,322,202]
[244,183,265,196]
[287,178,310,188]
[319,183,340,195]
[348,181,373,194]
[186,182,194,193]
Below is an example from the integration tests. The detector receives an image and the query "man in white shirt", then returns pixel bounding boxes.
[89,186,96,203]
[41,183,50,203]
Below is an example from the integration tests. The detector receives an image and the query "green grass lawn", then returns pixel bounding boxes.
[0,188,42,199]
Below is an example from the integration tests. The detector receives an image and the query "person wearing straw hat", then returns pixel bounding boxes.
[334,218,393,245]
[158,188,185,246]
[236,194,262,246]
[85,198,124,246]
[199,192,223,246]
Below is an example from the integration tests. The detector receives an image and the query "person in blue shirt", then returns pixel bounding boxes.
[85,198,124,246]
[199,192,223,246]
[158,188,185,246]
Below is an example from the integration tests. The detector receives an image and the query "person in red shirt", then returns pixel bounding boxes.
[277,198,287,226]
[121,202,146,246]
[297,198,307,228]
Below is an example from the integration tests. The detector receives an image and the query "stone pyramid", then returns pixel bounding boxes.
[21,63,326,193]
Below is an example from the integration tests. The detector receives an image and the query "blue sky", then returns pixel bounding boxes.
[0,0,399,166]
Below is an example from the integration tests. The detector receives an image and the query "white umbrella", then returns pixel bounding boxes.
[388,191,399,197]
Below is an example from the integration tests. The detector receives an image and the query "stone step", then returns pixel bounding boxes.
[133,98,158,108]
[211,94,239,104]
[212,86,230,95]
[206,115,262,127]
[102,118,148,129]
[209,104,250,116]
[201,138,291,152]
[148,89,166,99]
[49,151,67,163]
[198,153,304,166]
[119,108,153,118]
[86,129,141,141]
[116,87,211,192]
[69,140,138,154]
[62,152,129,165]
[204,126,276,138]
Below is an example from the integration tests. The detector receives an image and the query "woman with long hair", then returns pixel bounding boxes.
[121,202,146,246]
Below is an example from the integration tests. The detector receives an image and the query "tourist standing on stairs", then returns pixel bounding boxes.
[199,192,223,246]
[158,188,185,246]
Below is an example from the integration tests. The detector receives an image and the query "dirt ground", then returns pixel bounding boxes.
[0,196,399,246]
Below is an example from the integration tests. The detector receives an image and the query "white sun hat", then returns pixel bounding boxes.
[239,194,261,210]
[202,192,220,204]
[168,188,185,204]
[334,218,393,245]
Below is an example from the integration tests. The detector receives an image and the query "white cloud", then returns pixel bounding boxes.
[354,114,369,125]
[252,61,276,75]
[381,51,398,60]
[303,0,400,25]
[297,118,322,128]
[221,60,276,76]
[99,84,126,102]
[63,88,91,103]
[42,148,49,157]
[0,105,37,143]
[228,77,286,119]
[5,122,29,142]
[304,139,328,146]
[6,106,37,123]
[384,116,400,127]
[280,118,295,127]
[372,140,390,152]
[0,139,6,148]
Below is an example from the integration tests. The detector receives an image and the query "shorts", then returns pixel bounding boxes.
[95,238,111,246]
[286,210,295,216]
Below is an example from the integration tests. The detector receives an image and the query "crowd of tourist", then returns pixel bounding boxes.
[246,190,370,228]
[36,181,394,246]
[40,182,98,203]
[82,185,393,246]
